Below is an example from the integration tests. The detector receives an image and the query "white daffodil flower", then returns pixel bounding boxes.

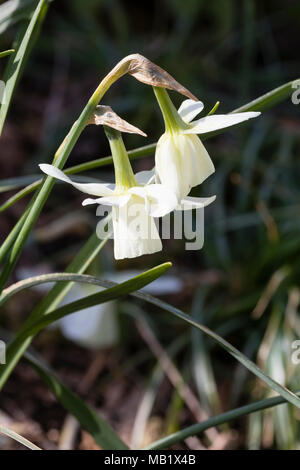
[39,162,178,260]
[39,162,215,259]
[40,115,216,259]
[154,87,261,201]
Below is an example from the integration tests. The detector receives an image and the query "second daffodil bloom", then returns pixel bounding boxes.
[154,87,261,201]
[40,125,179,260]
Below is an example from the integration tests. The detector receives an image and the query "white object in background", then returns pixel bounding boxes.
[109,270,183,295]
[17,266,118,349]
[17,267,183,349]
[58,284,118,349]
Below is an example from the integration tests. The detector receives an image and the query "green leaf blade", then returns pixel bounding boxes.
[18,262,173,339]
[26,353,129,450]
[146,391,300,450]
[0,0,50,135]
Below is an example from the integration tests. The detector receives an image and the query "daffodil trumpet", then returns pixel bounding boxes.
[154,87,261,201]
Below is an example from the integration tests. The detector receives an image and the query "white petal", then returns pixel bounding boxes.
[178,99,204,123]
[154,170,161,184]
[127,186,150,213]
[155,133,215,201]
[183,112,261,134]
[82,198,102,206]
[155,133,188,201]
[134,169,155,185]
[58,286,119,348]
[112,204,162,260]
[82,194,131,207]
[39,164,114,196]
[141,184,178,217]
[183,133,215,188]
[176,195,216,210]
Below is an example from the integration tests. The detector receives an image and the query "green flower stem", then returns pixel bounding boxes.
[104,126,136,190]
[0,57,135,292]
[66,143,156,175]
[153,86,188,133]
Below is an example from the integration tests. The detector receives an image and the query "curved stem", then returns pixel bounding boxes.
[145,390,300,449]
[104,126,136,190]
[0,56,139,292]
[153,86,188,133]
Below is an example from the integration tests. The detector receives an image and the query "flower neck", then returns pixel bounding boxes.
[153,86,188,134]
[104,126,137,192]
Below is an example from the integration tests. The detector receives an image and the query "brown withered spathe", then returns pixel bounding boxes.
[88,105,147,137]
[102,54,198,101]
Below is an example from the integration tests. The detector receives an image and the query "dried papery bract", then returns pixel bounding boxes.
[88,105,147,137]
[126,54,198,101]
[100,54,198,101]
[55,53,197,159]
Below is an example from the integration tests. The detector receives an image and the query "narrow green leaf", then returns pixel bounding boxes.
[7,269,299,412]
[0,0,50,135]
[128,291,300,410]
[25,352,129,450]
[29,231,112,320]
[0,175,40,193]
[0,49,15,59]
[0,203,34,265]
[0,272,124,306]
[191,290,221,414]
[0,325,128,450]
[233,80,300,113]
[0,210,29,264]
[145,391,300,450]
[17,263,173,339]
[0,243,167,389]
[0,182,40,213]
[0,0,37,34]
[0,424,41,450]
